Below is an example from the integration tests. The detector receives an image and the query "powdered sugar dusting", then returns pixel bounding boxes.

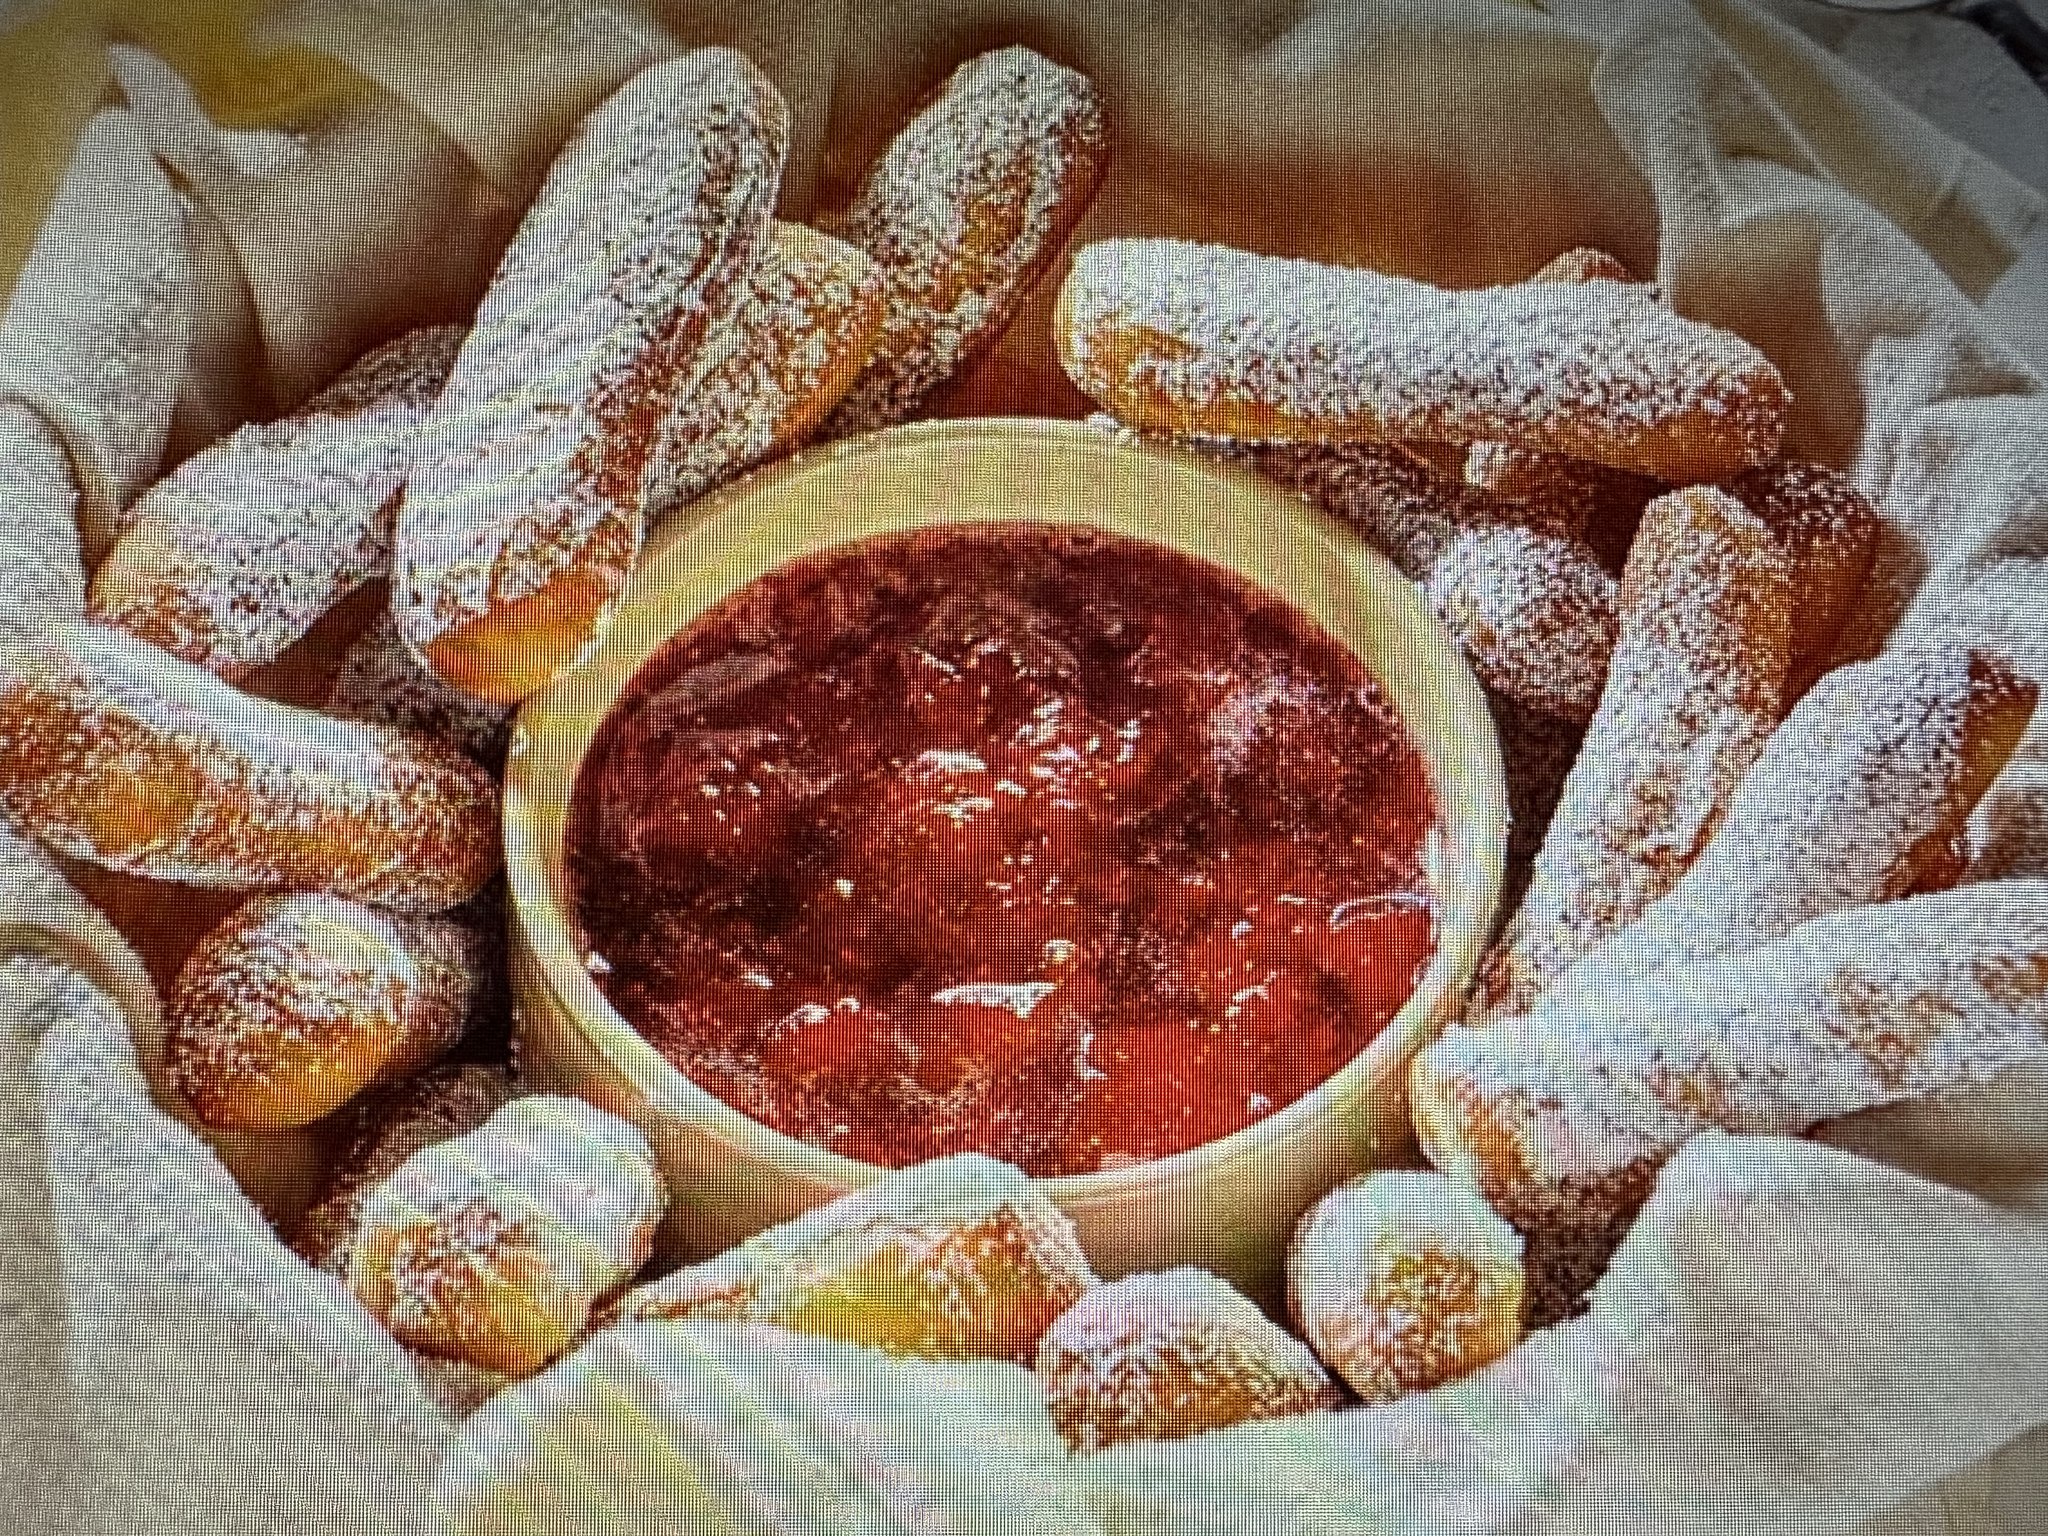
[394,51,786,675]
[1718,459,1882,678]
[292,1063,517,1274]
[349,1095,664,1371]
[645,223,882,521]
[163,892,482,1130]
[1425,525,1619,725]
[1529,247,1645,287]
[1462,439,1658,550]
[0,622,499,913]
[1059,239,1787,481]
[1286,1171,1523,1404]
[89,327,462,680]
[1416,880,2048,1229]
[1088,417,1582,580]
[1227,438,1587,581]
[1556,643,2035,1003]
[613,1152,1094,1362]
[1036,1267,1339,1450]
[822,47,1107,434]
[327,609,513,763]
[1466,488,1792,1026]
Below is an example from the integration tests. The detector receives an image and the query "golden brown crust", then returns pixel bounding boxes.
[1286,1173,1525,1405]
[1465,488,1793,1025]
[822,47,1108,434]
[1898,650,2038,893]
[1550,643,2037,1003]
[347,1096,665,1376]
[1458,248,1663,566]
[644,221,886,522]
[291,1063,518,1274]
[87,327,462,682]
[1462,440,1662,567]
[164,893,484,1131]
[1187,434,1587,582]
[610,1153,1095,1364]
[1057,239,1789,481]
[393,51,789,705]
[1717,459,1881,697]
[1416,881,2048,1231]
[0,623,500,913]
[1036,1269,1341,1450]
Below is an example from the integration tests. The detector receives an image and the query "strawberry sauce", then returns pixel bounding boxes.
[565,523,1437,1176]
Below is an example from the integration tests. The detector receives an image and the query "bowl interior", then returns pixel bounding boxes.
[504,417,1506,1237]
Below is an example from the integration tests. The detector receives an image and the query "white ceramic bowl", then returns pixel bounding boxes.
[504,417,1506,1300]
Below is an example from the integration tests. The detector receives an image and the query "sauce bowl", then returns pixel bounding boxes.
[504,417,1506,1299]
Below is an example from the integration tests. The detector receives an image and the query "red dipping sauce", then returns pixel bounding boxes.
[565,523,1437,1177]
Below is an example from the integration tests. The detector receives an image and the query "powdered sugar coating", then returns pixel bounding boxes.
[1057,239,1787,481]
[1718,459,1881,683]
[1286,1171,1524,1404]
[1425,525,1619,725]
[0,622,499,913]
[89,326,462,680]
[1036,1268,1340,1451]
[1554,643,2037,1005]
[612,1152,1095,1363]
[0,401,85,628]
[394,50,787,702]
[1466,488,1792,1027]
[1456,247,1658,565]
[644,222,883,522]
[1529,247,1645,287]
[326,609,513,763]
[1081,414,1583,581]
[349,1095,664,1375]
[822,47,1108,434]
[1462,439,1658,556]
[293,1062,518,1275]
[1414,880,2048,1230]
[1221,437,1584,581]
[164,892,484,1130]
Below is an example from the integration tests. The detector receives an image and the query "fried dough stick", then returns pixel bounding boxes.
[1464,488,1792,1025]
[1415,881,2048,1230]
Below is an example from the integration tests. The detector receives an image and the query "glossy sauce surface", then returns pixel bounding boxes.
[566,523,1437,1175]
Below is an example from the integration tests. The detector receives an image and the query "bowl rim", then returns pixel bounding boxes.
[503,415,1507,1205]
